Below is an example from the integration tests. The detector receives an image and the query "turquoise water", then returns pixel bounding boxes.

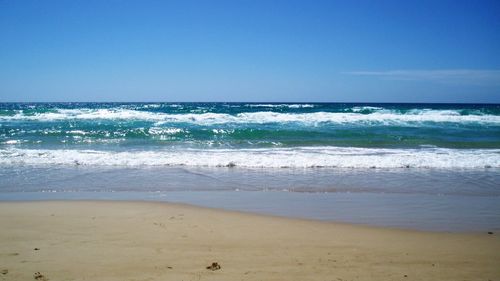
[1,102,500,168]
[1,102,500,148]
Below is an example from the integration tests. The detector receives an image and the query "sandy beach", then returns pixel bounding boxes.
[0,201,499,281]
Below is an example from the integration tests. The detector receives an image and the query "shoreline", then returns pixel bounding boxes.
[0,198,454,234]
[2,190,500,233]
[1,200,499,280]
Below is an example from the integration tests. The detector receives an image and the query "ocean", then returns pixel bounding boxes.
[1,102,500,231]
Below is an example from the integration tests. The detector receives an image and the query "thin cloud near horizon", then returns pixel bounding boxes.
[343,69,500,85]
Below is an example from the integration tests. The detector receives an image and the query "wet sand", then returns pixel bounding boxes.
[0,201,499,281]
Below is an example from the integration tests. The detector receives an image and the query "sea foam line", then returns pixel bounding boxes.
[1,147,499,168]
[1,108,500,125]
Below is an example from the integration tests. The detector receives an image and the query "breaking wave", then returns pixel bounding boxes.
[1,108,500,125]
[1,147,499,169]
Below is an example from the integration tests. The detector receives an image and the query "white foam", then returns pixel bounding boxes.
[3,140,22,145]
[350,106,384,112]
[1,108,499,125]
[68,130,87,135]
[1,147,498,169]
[148,127,184,135]
[212,129,234,134]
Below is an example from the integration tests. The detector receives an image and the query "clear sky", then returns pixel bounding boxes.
[1,0,499,103]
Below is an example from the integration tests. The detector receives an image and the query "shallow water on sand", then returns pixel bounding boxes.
[1,165,499,232]
[2,190,499,232]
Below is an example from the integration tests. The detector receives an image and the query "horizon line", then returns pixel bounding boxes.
[1,101,499,105]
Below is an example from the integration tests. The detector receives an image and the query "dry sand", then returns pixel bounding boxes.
[0,201,499,281]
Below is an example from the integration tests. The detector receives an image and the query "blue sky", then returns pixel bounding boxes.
[0,0,499,102]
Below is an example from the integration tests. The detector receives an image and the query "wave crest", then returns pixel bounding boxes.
[1,147,499,169]
[1,108,499,125]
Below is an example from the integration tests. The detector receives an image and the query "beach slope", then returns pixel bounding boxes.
[0,201,499,281]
